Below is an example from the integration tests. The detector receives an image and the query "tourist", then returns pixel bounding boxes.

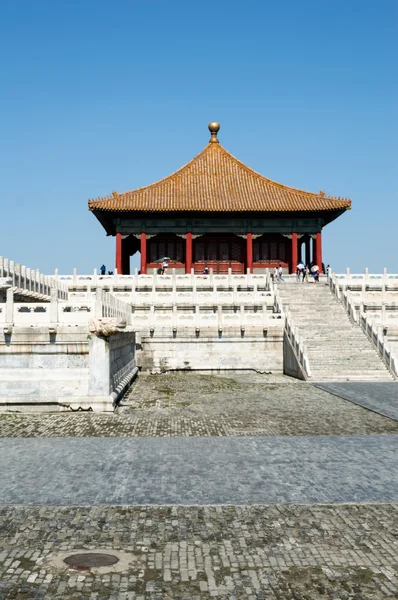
[277,264,284,282]
[274,267,278,282]
[296,262,304,283]
[161,260,168,274]
[303,265,309,283]
[203,266,209,275]
[100,264,106,275]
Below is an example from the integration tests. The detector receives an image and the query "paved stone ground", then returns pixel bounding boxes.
[1,373,398,438]
[1,435,398,505]
[1,373,398,598]
[315,382,398,422]
[1,504,398,599]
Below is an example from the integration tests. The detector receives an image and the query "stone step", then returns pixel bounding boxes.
[309,361,389,367]
[307,359,384,364]
[279,284,392,380]
[311,377,393,382]
[311,373,393,378]
[311,373,392,378]
[308,344,376,352]
[310,366,390,372]
[310,367,391,372]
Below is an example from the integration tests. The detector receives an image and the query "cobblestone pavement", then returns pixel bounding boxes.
[315,382,398,421]
[1,503,398,599]
[1,373,398,598]
[1,373,398,438]
[1,435,398,505]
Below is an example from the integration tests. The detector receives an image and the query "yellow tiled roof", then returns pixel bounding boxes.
[88,139,351,213]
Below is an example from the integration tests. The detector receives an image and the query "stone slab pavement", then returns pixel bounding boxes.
[2,503,398,599]
[1,434,398,506]
[314,382,398,421]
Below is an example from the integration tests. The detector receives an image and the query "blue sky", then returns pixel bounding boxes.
[1,0,397,274]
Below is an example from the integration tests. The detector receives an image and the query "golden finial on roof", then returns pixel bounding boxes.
[208,122,220,143]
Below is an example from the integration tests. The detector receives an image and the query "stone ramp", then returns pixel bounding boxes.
[314,382,398,421]
[1,435,398,505]
[278,282,394,381]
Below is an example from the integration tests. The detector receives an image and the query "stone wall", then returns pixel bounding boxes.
[138,329,283,373]
[89,331,137,407]
[0,326,90,412]
[0,327,137,412]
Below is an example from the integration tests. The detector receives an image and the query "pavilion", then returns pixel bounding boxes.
[89,123,351,274]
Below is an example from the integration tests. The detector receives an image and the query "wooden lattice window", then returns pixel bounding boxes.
[195,241,205,261]
[148,238,184,262]
[231,241,242,261]
[207,241,217,261]
[220,241,229,260]
[175,242,183,261]
[254,238,287,262]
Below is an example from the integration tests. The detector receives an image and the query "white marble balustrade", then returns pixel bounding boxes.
[0,256,68,300]
[55,268,271,291]
[132,306,283,334]
[330,268,398,294]
[1,288,131,328]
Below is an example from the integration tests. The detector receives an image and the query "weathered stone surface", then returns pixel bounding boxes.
[1,433,398,505]
[0,328,136,412]
[140,333,283,372]
[1,373,398,436]
[314,382,398,421]
[0,277,12,289]
[89,317,129,337]
[0,372,397,597]
[0,504,398,599]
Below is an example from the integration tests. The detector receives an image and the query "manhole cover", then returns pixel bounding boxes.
[64,553,119,569]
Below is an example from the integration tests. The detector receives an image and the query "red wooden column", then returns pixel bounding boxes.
[246,233,253,273]
[315,231,323,272]
[290,232,298,273]
[140,232,147,274]
[116,233,123,274]
[185,232,193,274]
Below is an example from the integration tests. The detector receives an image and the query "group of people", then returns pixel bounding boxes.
[100,264,113,275]
[273,264,284,282]
[296,263,318,283]
[272,262,330,284]
[296,262,329,283]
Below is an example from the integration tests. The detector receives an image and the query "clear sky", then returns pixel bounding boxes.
[1,0,397,274]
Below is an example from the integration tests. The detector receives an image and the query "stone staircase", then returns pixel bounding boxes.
[278,280,394,382]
